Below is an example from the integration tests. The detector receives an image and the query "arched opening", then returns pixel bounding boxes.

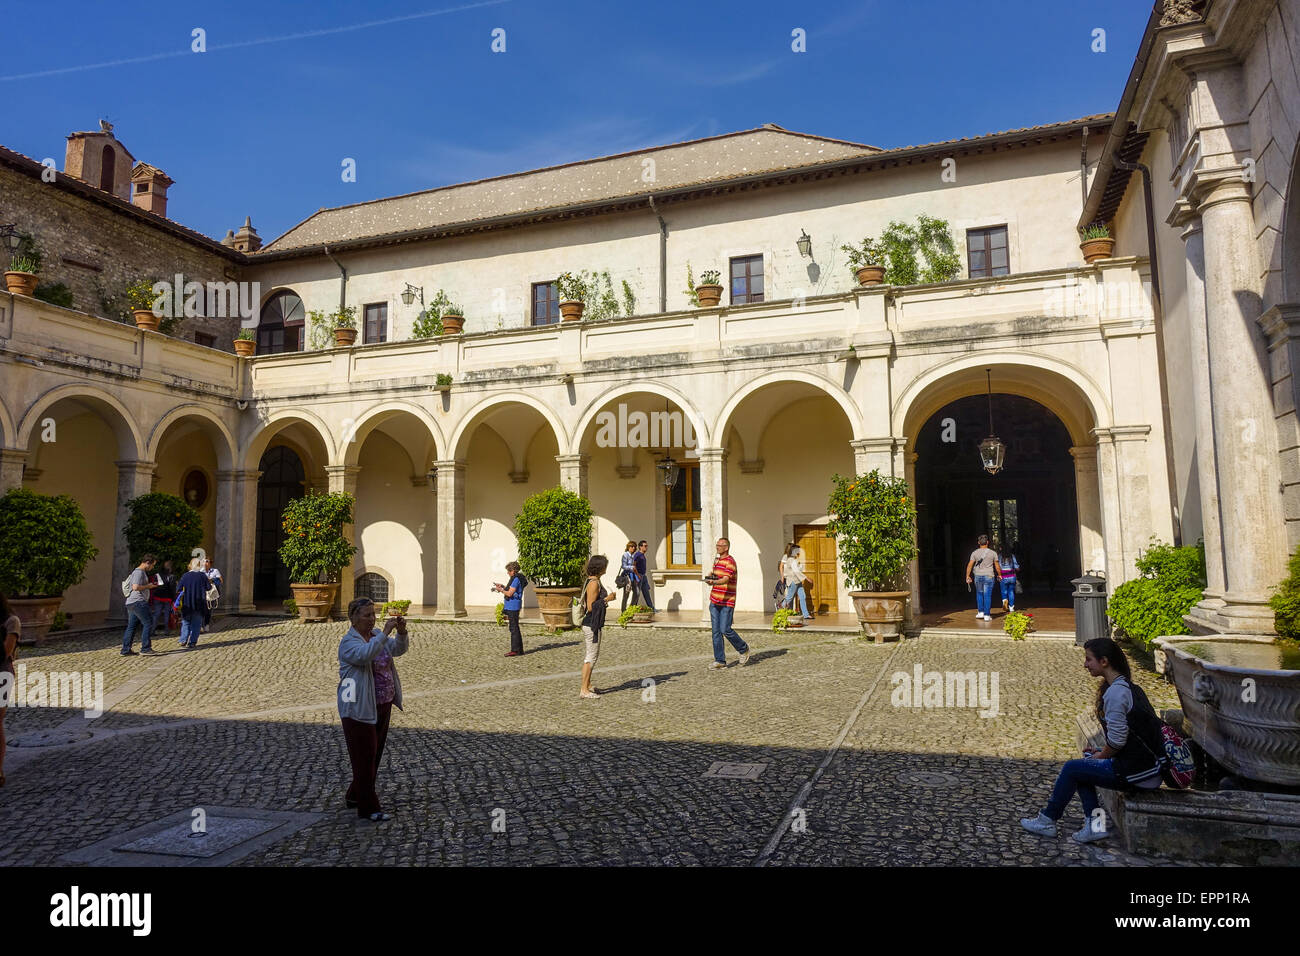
[254,445,305,600]
[914,394,1082,622]
[257,290,305,354]
[99,144,115,192]
[149,410,237,572]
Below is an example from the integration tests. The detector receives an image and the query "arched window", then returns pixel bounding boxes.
[257,290,305,354]
[355,572,390,604]
[99,144,116,192]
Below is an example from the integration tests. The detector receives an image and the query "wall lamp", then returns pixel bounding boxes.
[400,283,424,308]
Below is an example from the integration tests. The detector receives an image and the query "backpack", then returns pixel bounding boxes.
[1159,724,1195,789]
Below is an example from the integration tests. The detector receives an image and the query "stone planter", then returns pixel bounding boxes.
[4,271,38,297]
[849,590,909,643]
[9,595,63,645]
[1154,637,1300,786]
[854,265,887,286]
[440,315,464,334]
[1080,237,1115,263]
[534,586,581,630]
[333,327,357,347]
[632,610,655,624]
[559,300,585,322]
[232,338,256,357]
[289,583,339,622]
[695,284,723,307]
[133,309,160,331]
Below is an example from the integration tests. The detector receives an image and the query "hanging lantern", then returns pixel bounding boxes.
[980,368,1005,475]
[656,454,679,488]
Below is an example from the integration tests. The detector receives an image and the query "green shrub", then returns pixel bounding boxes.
[1107,538,1206,645]
[124,493,204,570]
[874,215,962,286]
[50,610,69,632]
[495,602,506,626]
[771,607,794,632]
[283,598,298,616]
[411,290,452,338]
[0,488,98,597]
[33,282,74,308]
[617,604,651,628]
[825,470,917,591]
[380,599,411,617]
[1003,610,1034,641]
[235,327,256,341]
[435,373,453,388]
[278,492,357,584]
[1269,547,1300,639]
[1080,222,1112,240]
[514,486,592,588]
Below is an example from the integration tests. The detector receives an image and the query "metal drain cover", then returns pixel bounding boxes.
[117,816,280,859]
[897,771,960,788]
[704,761,767,780]
[9,728,94,747]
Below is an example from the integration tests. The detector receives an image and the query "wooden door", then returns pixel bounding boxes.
[794,525,838,614]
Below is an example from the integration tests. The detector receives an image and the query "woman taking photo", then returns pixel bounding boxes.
[0,592,19,787]
[337,596,409,822]
[579,555,617,699]
[1020,636,1166,843]
[492,560,528,657]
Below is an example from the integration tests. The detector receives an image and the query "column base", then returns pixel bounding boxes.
[1184,595,1277,637]
[433,608,468,620]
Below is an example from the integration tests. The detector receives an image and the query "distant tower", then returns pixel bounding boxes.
[231,217,262,253]
[64,121,135,201]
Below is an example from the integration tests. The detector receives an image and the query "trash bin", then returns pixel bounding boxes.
[1072,572,1108,646]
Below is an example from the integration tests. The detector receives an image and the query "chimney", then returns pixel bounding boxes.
[232,216,262,253]
[221,230,237,247]
[64,120,135,201]
[130,163,174,217]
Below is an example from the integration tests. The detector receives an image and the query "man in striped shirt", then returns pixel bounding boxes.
[706,537,751,669]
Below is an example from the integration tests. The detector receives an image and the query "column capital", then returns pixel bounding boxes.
[114,459,156,474]
[1186,168,1254,213]
[1258,304,1300,352]
[324,464,362,477]
[695,447,727,464]
[1068,445,1098,462]
[554,453,590,466]
[216,469,262,482]
[0,448,28,464]
[432,459,466,475]
[1090,426,1149,444]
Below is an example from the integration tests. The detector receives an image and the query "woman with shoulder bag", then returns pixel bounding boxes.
[579,555,617,699]
[783,544,814,622]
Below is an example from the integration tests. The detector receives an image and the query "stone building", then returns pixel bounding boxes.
[0,0,1294,634]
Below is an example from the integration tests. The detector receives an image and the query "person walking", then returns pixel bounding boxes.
[706,537,750,669]
[150,559,177,636]
[337,596,409,822]
[1020,637,1167,843]
[964,535,1001,622]
[635,540,655,612]
[998,542,1021,613]
[202,558,223,633]
[783,543,814,622]
[174,557,211,649]
[122,554,159,656]
[1,592,19,787]
[618,541,639,612]
[493,561,528,656]
[579,555,616,699]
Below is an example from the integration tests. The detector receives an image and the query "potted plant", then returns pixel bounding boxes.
[841,238,887,286]
[126,277,160,331]
[440,304,465,335]
[4,254,39,297]
[617,604,655,627]
[380,599,412,618]
[826,470,918,642]
[411,289,451,339]
[279,492,357,621]
[0,488,98,644]
[1003,610,1034,641]
[124,493,203,571]
[435,373,453,393]
[233,327,256,356]
[332,306,358,347]
[771,607,794,632]
[1079,223,1115,263]
[495,602,507,627]
[695,269,723,307]
[515,486,593,631]
[556,272,588,322]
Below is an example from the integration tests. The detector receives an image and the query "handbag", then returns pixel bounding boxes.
[614,570,629,589]
[771,579,786,606]
[571,593,586,627]
[205,583,220,608]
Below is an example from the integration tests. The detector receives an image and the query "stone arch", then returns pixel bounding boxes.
[0,393,14,448]
[571,381,711,455]
[340,399,445,470]
[1282,132,1300,302]
[241,407,334,472]
[18,383,146,459]
[449,392,569,461]
[146,404,238,471]
[714,370,864,456]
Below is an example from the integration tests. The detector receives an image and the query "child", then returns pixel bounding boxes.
[492,561,528,657]
[999,544,1020,612]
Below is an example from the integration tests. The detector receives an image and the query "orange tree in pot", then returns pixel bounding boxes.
[514,485,592,632]
[825,469,918,643]
[279,492,357,621]
[0,488,98,644]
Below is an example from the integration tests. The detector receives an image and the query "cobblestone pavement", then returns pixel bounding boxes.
[0,617,1186,866]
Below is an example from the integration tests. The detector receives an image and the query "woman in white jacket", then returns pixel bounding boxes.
[337,597,408,822]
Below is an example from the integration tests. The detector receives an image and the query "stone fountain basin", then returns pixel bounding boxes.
[1153,637,1300,787]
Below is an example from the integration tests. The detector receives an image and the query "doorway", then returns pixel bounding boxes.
[793,524,838,614]
[254,445,305,600]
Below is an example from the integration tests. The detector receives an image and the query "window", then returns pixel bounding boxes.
[966,226,1009,278]
[355,572,390,603]
[194,332,216,349]
[256,290,305,354]
[730,254,764,304]
[532,281,559,325]
[99,145,115,192]
[363,302,388,344]
[665,463,702,568]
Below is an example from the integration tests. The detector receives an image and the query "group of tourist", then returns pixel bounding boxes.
[121,554,223,656]
[965,534,1023,621]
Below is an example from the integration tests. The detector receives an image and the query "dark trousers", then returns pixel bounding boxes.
[341,701,393,817]
[638,576,655,611]
[506,609,523,654]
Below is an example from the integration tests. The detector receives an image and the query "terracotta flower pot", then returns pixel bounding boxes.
[289,582,340,622]
[10,595,64,645]
[849,590,910,643]
[534,586,581,631]
[133,309,160,331]
[854,265,887,286]
[559,300,585,322]
[1080,237,1115,263]
[333,327,357,347]
[4,271,38,297]
[695,284,723,307]
[441,315,464,334]
[232,338,256,357]
[632,610,655,624]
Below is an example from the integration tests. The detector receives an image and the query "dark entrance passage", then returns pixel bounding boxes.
[915,394,1080,613]
[254,445,305,600]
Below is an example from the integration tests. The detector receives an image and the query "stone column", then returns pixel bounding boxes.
[108,459,156,621]
[697,447,728,623]
[850,437,896,477]
[1092,431,1127,586]
[1179,218,1227,607]
[1069,446,1105,576]
[326,465,361,616]
[1193,175,1288,631]
[433,459,466,618]
[555,454,589,498]
[0,448,27,494]
[905,450,920,619]
[216,469,260,612]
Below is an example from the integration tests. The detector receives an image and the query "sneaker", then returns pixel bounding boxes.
[738,649,751,666]
[708,661,727,670]
[1072,822,1112,844]
[1009,605,1016,613]
[120,650,138,657]
[141,648,159,656]
[1019,812,1057,837]
[975,611,984,619]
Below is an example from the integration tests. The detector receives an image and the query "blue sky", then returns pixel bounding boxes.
[2,0,1151,244]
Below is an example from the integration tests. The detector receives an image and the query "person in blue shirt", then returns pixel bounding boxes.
[493,561,528,656]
